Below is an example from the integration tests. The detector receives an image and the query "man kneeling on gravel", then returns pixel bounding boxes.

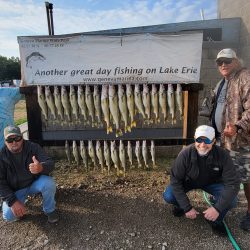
[163,125,240,236]
[0,125,59,223]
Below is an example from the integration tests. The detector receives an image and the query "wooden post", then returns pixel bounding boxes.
[186,91,199,138]
[182,90,189,139]
[20,86,43,144]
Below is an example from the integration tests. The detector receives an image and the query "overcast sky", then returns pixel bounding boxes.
[0,0,217,58]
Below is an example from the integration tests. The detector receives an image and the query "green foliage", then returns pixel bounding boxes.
[15,118,27,126]
[0,55,21,81]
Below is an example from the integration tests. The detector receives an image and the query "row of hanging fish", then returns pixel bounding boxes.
[37,84,183,137]
[65,140,157,177]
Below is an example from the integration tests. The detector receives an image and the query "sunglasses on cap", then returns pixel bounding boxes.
[216,58,233,66]
[5,136,22,143]
[195,137,213,144]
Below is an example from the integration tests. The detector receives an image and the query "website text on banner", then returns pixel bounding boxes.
[18,33,203,85]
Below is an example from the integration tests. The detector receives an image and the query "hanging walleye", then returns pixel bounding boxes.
[167,84,176,124]
[101,85,112,134]
[126,84,136,128]
[37,85,48,121]
[80,140,88,171]
[159,84,168,123]
[93,85,102,127]
[77,85,88,124]
[142,84,151,123]
[45,86,57,120]
[151,84,160,123]
[61,86,71,122]
[118,85,130,133]
[109,85,122,137]
[134,84,146,119]
[72,140,80,166]
[54,86,64,121]
[175,83,183,119]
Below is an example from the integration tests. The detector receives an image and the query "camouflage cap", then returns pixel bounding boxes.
[4,125,22,139]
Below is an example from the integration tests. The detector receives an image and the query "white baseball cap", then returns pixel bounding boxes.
[194,125,215,140]
[216,48,237,62]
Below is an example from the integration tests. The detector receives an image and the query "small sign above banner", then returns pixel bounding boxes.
[18,32,203,85]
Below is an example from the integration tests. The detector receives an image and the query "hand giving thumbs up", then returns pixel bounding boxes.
[29,156,43,174]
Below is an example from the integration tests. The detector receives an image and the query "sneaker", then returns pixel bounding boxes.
[46,210,59,223]
[206,220,227,237]
[240,212,250,231]
[172,206,185,217]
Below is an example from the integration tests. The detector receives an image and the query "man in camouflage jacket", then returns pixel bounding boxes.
[210,48,250,231]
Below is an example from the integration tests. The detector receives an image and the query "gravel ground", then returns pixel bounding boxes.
[0,160,250,250]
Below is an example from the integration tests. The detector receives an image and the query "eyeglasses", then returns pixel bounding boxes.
[5,136,22,143]
[195,137,213,144]
[216,58,233,66]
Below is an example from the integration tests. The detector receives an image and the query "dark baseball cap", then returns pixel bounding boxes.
[4,125,22,139]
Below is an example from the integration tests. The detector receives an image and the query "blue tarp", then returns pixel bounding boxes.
[0,87,22,149]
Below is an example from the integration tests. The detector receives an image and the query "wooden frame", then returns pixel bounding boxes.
[20,83,203,146]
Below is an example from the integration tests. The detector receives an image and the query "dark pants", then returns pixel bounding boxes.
[163,183,237,222]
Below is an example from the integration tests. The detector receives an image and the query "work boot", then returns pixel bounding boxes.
[211,221,227,237]
[172,206,185,217]
[46,210,59,223]
[240,212,250,231]
[206,219,227,237]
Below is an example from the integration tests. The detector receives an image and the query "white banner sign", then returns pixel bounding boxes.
[18,33,203,85]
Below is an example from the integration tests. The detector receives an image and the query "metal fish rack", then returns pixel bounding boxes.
[20,83,203,146]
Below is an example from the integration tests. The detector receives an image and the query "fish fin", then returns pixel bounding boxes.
[131,121,136,128]
[116,129,123,137]
[115,131,119,137]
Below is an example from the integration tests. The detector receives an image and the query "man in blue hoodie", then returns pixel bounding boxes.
[0,87,22,149]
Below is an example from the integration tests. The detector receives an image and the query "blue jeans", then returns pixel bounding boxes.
[2,175,56,222]
[163,183,237,222]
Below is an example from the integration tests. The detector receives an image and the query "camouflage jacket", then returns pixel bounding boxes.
[213,68,250,150]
